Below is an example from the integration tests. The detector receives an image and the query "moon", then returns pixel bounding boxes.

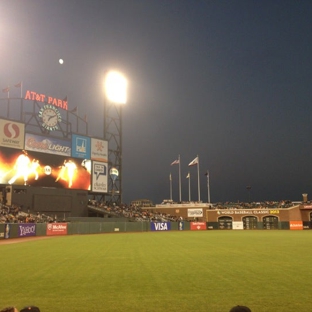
[59,59,64,64]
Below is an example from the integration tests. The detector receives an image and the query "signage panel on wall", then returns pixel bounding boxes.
[190,222,206,230]
[0,147,90,190]
[91,138,108,162]
[232,221,244,230]
[289,221,303,230]
[18,224,36,237]
[150,222,171,231]
[0,119,25,150]
[187,208,203,218]
[91,161,107,193]
[46,223,68,235]
[72,134,91,159]
[25,133,71,156]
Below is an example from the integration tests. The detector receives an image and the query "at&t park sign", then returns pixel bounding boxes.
[25,90,68,110]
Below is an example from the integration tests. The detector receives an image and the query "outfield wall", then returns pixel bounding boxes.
[0,220,311,240]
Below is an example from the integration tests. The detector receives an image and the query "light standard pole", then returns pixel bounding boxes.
[104,71,128,205]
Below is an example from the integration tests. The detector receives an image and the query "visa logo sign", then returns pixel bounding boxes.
[151,222,171,231]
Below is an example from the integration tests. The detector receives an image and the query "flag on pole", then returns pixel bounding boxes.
[14,82,23,97]
[188,157,198,166]
[205,170,209,176]
[170,155,181,202]
[186,173,190,179]
[2,86,10,93]
[171,159,179,165]
[70,106,78,113]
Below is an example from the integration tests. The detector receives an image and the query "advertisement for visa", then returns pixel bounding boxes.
[150,222,171,231]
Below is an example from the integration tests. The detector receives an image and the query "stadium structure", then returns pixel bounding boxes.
[0,87,122,219]
[2,86,312,231]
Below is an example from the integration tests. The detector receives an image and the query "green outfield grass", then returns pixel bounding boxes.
[1,230,312,312]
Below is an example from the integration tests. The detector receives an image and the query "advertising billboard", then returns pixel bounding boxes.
[150,222,171,231]
[0,147,90,190]
[232,221,244,230]
[0,119,25,150]
[25,133,71,156]
[187,208,203,218]
[72,134,91,159]
[190,222,206,230]
[91,161,107,193]
[46,223,68,235]
[289,221,303,230]
[91,138,108,162]
[18,224,36,237]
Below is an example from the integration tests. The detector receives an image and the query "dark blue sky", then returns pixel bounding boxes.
[1,0,312,204]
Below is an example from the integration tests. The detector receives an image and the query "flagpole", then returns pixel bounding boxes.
[197,155,200,202]
[20,89,23,120]
[21,81,23,98]
[169,173,172,201]
[188,172,191,202]
[206,170,211,203]
[178,154,181,202]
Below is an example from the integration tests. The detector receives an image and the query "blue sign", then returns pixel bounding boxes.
[72,134,91,159]
[150,222,171,231]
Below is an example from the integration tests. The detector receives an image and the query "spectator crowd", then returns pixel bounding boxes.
[0,198,301,224]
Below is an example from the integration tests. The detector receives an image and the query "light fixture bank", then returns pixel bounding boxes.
[104,71,128,104]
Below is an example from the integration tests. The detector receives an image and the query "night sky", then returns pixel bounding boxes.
[1,0,312,204]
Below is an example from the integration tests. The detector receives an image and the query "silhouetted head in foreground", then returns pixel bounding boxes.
[229,305,251,312]
[20,307,40,312]
[0,307,19,312]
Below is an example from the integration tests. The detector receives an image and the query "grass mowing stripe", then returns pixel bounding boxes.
[1,231,312,311]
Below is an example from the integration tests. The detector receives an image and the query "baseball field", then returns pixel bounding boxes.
[1,230,312,312]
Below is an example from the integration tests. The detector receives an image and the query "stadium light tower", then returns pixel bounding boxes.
[103,70,128,205]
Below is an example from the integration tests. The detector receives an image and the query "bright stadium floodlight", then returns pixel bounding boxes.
[104,71,128,104]
[103,70,128,206]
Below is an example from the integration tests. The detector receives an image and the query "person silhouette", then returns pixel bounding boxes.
[55,159,77,188]
[0,307,19,312]
[8,150,31,185]
[229,305,251,312]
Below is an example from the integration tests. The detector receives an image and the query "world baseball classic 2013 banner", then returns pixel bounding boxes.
[18,223,36,237]
[46,223,68,235]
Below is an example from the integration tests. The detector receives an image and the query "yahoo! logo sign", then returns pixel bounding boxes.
[3,123,20,138]
[18,224,36,237]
